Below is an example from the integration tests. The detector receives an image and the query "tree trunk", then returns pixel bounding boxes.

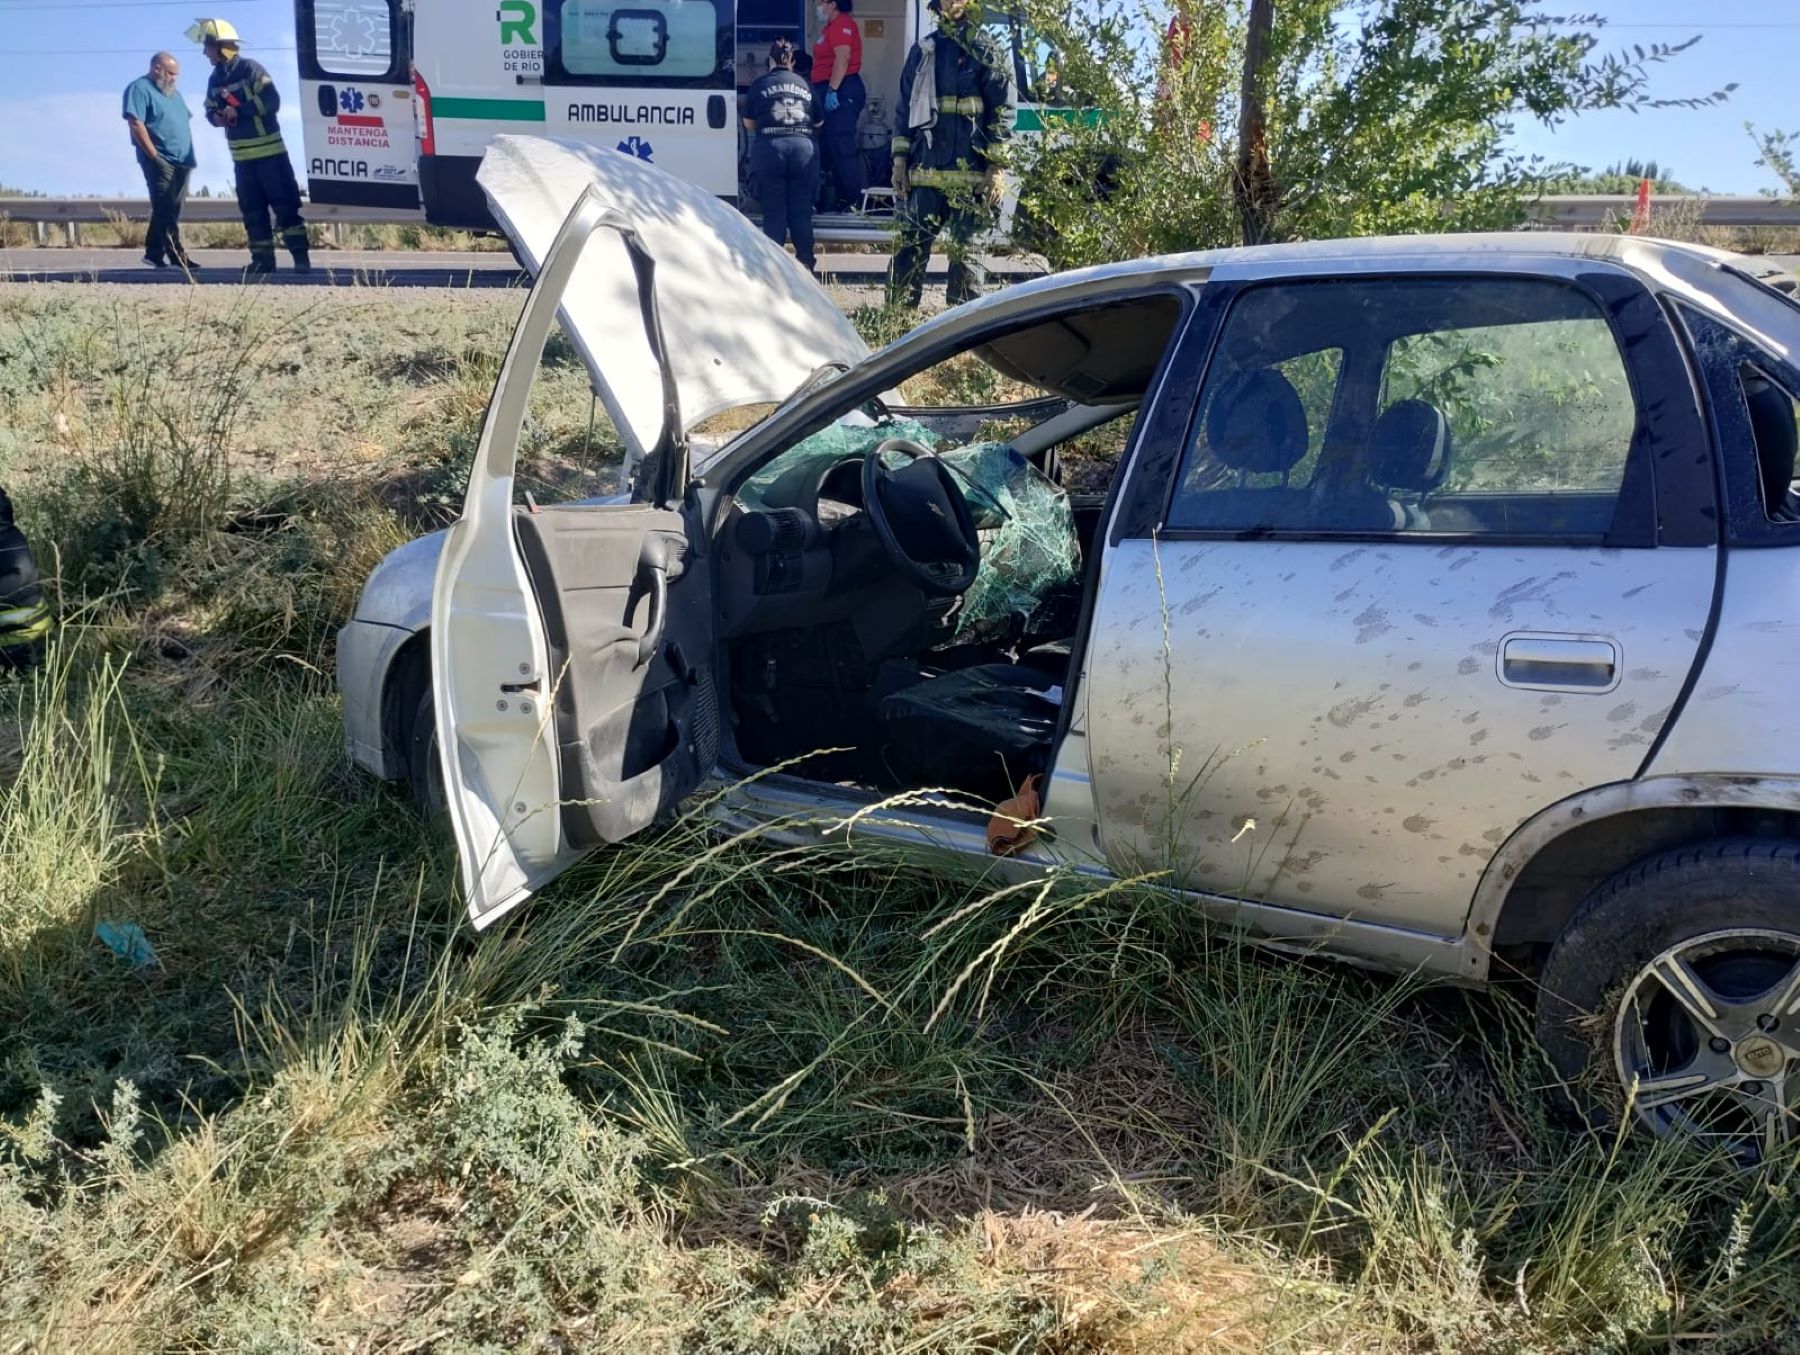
[1235,0,1277,245]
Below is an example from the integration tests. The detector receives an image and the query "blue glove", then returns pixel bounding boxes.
[825,89,840,113]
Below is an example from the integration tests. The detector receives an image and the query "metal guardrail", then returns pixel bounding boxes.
[0,197,420,246]
[1525,195,1800,228]
[3,193,1796,247]
[0,195,895,246]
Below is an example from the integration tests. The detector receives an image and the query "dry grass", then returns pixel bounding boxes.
[1595,199,1800,258]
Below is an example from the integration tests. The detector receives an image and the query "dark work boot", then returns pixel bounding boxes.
[289,244,313,276]
[244,246,277,279]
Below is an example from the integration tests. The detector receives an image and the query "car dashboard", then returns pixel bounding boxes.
[716,452,944,642]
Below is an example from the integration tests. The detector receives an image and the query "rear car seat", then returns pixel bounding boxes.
[1744,369,1800,522]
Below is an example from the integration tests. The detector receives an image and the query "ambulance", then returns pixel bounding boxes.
[295,0,1051,229]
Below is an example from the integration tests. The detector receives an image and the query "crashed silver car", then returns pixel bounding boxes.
[339,135,1800,1162]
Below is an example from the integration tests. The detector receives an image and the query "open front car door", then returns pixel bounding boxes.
[431,186,720,928]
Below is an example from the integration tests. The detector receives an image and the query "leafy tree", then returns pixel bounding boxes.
[1011,0,1729,268]
[1538,159,1689,195]
[1748,124,1799,198]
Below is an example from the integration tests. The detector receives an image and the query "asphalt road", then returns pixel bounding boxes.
[0,247,1046,289]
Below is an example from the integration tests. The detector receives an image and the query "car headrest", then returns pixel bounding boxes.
[1744,371,1798,515]
[1204,369,1310,477]
[1368,400,1452,493]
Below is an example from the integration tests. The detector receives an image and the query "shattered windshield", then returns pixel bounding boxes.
[940,441,1079,634]
[735,417,945,506]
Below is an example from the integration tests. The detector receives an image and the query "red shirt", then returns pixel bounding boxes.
[811,14,861,84]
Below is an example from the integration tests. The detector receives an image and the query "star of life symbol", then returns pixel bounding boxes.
[617,136,655,161]
[339,87,365,114]
[327,9,380,57]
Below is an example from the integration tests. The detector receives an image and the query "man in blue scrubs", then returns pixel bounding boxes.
[122,51,196,270]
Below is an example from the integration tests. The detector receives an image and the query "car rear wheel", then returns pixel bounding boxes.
[1535,839,1800,1167]
[405,684,446,818]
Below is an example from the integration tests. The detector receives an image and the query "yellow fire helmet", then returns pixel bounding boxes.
[184,18,242,46]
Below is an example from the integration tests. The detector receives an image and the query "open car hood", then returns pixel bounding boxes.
[478,135,870,465]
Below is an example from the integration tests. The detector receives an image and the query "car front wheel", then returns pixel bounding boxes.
[1536,838,1800,1168]
[405,684,447,818]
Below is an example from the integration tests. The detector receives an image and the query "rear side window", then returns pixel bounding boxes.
[1166,277,1641,540]
[1380,316,1634,494]
[1670,301,1800,546]
[1738,363,1800,522]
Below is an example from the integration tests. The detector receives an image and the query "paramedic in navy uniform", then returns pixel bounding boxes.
[743,38,824,274]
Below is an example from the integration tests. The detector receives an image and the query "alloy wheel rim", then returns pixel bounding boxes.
[1613,927,1800,1167]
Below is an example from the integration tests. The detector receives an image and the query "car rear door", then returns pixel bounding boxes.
[1084,261,1719,940]
[432,187,720,928]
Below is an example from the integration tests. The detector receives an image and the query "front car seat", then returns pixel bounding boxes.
[1169,369,1313,531]
[878,662,1062,802]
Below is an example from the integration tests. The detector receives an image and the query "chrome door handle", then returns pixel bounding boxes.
[1498,633,1620,693]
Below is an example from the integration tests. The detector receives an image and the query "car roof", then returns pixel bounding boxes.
[1102,230,1742,270]
[886,230,1794,371]
[956,230,1779,313]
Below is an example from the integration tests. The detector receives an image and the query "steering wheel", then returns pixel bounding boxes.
[861,437,982,598]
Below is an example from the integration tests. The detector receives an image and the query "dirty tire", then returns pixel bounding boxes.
[1535,837,1800,1137]
[406,684,447,818]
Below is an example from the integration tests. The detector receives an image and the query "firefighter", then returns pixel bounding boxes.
[187,18,310,276]
[886,0,1014,308]
[0,487,49,671]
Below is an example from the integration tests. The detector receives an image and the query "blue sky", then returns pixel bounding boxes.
[0,0,1792,197]
[0,0,298,195]
[1503,0,1796,192]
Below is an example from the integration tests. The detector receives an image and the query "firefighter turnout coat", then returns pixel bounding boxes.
[890,17,1014,192]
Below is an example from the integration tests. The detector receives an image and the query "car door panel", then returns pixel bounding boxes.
[1650,312,1800,778]
[513,506,719,848]
[1086,539,1715,935]
[1085,265,1718,939]
[433,185,718,929]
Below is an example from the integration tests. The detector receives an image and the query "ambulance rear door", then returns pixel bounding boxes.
[298,0,421,210]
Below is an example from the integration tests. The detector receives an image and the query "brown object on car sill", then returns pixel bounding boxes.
[987,774,1044,857]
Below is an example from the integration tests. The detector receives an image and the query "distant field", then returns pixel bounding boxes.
[1,284,1797,1351]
